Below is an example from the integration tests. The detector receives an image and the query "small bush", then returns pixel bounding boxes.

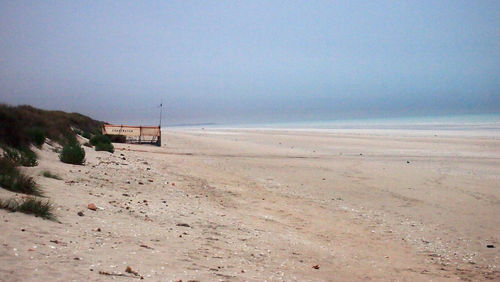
[59,143,85,165]
[26,127,45,147]
[83,142,92,147]
[90,133,115,153]
[0,197,54,220]
[89,134,110,146]
[82,132,91,139]
[95,142,114,153]
[42,171,62,180]
[107,134,126,143]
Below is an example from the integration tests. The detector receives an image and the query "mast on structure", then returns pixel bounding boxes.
[157,100,163,147]
[159,100,163,128]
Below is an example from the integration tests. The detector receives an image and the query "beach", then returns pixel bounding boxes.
[1,128,499,281]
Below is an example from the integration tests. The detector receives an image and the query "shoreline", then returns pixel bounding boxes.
[175,127,500,139]
[166,113,500,133]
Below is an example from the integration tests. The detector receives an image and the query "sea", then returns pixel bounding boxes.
[199,113,500,132]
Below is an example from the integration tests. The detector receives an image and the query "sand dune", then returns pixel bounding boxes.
[1,129,498,281]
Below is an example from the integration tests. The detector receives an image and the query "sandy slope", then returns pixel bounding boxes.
[0,129,498,281]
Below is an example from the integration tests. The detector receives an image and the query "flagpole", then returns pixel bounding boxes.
[159,100,163,128]
[158,100,163,147]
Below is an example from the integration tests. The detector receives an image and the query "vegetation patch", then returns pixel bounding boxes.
[0,157,18,184]
[26,127,46,148]
[0,197,55,220]
[90,134,115,153]
[42,171,62,180]
[1,146,38,167]
[0,104,103,149]
[89,134,111,146]
[0,157,42,196]
[11,174,42,195]
[107,134,126,143]
[95,142,115,153]
[73,128,83,136]
[59,142,86,165]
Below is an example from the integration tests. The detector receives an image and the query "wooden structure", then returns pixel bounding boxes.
[102,124,161,146]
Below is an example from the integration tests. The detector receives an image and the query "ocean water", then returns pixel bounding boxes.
[213,114,500,131]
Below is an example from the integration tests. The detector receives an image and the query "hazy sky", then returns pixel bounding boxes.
[1,1,499,125]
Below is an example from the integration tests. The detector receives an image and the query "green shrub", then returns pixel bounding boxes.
[83,142,92,147]
[95,142,114,153]
[107,134,126,143]
[89,134,110,146]
[26,127,46,147]
[82,131,91,139]
[0,197,54,220]
[42,171,62,180]
[59,143,85,165]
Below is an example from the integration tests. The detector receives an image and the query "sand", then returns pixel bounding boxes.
[0,128,499,281]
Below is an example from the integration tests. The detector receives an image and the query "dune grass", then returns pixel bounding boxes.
[10,174,42,196]
[2,145,38,167]
[0,104,103,149]
[0,157,42,196]
[0,197,55,220]
[42,170,62,180]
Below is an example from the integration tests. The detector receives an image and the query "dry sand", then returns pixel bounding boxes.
[1,128,499,281]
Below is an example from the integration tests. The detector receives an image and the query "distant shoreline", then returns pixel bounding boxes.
[167,113,500,133]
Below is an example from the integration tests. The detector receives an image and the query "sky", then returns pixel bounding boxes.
[1,1,499,125]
